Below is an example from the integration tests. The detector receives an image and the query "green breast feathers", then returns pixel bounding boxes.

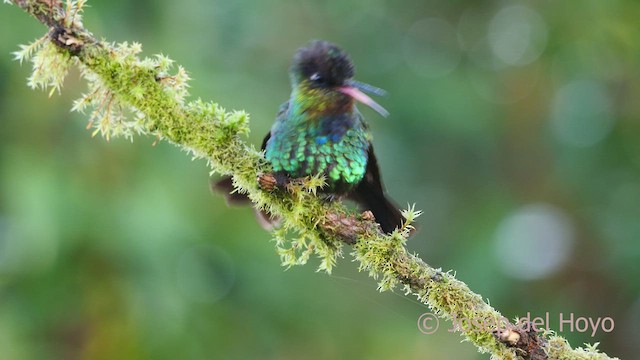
[265,106,370,193]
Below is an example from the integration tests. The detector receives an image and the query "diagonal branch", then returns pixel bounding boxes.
[7,1,619,359]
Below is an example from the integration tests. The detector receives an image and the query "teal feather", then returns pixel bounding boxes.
[265,100,370,193]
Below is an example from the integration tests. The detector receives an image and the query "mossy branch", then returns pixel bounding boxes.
[7,1,619,359]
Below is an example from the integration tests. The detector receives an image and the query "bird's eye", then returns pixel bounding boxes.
[309,73,322,82]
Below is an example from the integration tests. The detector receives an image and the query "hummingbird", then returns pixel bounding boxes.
[215,40,406,234]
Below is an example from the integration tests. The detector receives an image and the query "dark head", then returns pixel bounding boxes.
[291,40,354,88]
[289,40,388,117]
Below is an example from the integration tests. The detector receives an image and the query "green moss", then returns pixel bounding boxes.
[10,1,621,358]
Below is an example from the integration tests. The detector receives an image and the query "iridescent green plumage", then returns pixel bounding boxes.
[265,85,371,193]
[216,40,407,234]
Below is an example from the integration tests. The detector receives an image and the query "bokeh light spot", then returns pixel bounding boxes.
[551,80,614,147]
[488,5,548,67]
[494,204,574,280]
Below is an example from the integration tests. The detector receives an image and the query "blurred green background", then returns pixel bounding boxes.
[1,0,639,359]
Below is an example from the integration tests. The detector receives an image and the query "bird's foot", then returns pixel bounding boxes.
[257,172,290,191]
[318,193,345,202]
[361,210,375,221]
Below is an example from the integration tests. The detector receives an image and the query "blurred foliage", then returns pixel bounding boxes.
[1,0,639,359]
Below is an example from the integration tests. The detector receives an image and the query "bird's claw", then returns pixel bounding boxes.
[318,193,339,202]
[361,210,375,221]
[257,173,278,191]
[258,172,291,191]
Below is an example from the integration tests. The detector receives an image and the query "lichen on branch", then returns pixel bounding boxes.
[6,1,619,359]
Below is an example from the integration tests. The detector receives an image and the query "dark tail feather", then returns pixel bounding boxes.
[253,208,281,231]
[211,176,252,205]
[211,176,280,230]
[213,175,406,234]
[350,181,405,234]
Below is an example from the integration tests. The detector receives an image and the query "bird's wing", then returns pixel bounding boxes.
[348,144,405,233]
[260,132,271,151]
[362,143,385,193]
